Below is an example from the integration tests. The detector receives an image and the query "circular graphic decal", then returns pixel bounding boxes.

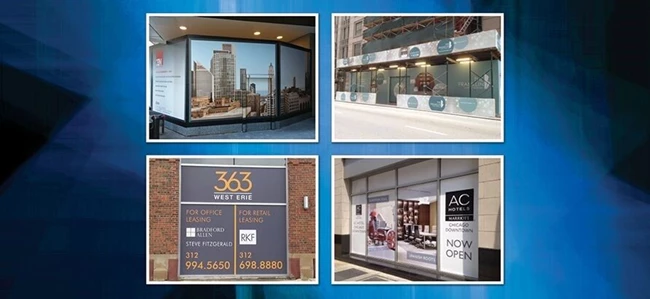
[454,35,469,50]
[407,96,419,108]
[437,38,455,54]
[458,98,478,113]
[408,47,421,59]
[342,58,349,66]
[361,93,370,102]
[340,93,346,101]
[376,73,385,85]
[399,47,409,58]
[361,54,370,65]
[369,53,376,61]
[428,96,446,111]
[350,93,358,102]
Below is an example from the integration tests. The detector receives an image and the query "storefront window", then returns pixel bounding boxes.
[368,170,396,192]
[441,159,478,177]
[397,182,438,270]
[429,64,448,96]
[349,72,358,92]
[359,71,371,93]
[351,178,367,194]
[366,189,397,261]
[398,159,439,185]
[375,70,389,104]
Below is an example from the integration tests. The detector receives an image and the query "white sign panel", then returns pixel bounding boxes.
[337,30,500,68]
[350,195,367,256]
[335,92,377,104]
[439,187,479,279]
[151,41,187,120]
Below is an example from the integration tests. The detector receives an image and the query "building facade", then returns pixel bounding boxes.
[149,157,317,281]
[334,16,503,119]
[334,158,502,281]
[192,61,214,98]
[210,44,236,101]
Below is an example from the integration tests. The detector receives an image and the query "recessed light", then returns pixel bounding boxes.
[179,26,187,30]
[254,31,261,36]
[277,36,283,39]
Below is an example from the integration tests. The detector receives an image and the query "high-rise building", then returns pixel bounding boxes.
[210,44,236,101]
[193,61,214,99]
[240,68,247,90]
[293,76,296,88]
[250,83,256,94]
[267,63,274,95]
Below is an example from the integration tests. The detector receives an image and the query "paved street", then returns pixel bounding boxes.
[333,102,502,141]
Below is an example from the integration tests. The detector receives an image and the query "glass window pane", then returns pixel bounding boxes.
[367,189,397,262]
[368,170,396,192]
[438,173,479,278]
[351,178,366,194]
[441,159,478,177]
[398,159,438,185]
[376,70,389,104]
[397,182,438,270]
[359,71,371,93]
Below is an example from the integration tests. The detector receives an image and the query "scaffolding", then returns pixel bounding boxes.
[361,16,481,54]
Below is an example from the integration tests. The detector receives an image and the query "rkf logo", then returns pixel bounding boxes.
[445,189,474,222]
[155,51,163,67]
[239,229,257,245]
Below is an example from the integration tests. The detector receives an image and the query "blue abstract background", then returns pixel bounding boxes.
[1,0,649,298]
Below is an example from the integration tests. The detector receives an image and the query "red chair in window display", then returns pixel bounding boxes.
[368,210,396,250]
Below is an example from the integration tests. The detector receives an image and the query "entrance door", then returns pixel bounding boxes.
[389,76,408,105]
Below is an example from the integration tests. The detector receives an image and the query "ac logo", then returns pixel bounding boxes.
[155,51,163,67]
[214,171,253,193]
[239,229,257,245]
[445,189,474,221]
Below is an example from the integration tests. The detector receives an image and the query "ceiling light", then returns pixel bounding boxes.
[277,36,283,39]
[415,61,426,66]
[254,31,261,36]
[351,69,357,72]
[377,68,384,71]
[398,66,406,70]
[456,57,473,62]
[179,26,187,30]
[369,67,377,70]
[459,61,472,64]
[389,65,398,68]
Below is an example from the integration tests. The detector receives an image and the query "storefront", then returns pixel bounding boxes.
[334,158,502,281]
[148,16,316,137]
[334,29,502,119]
[149,157,317,282]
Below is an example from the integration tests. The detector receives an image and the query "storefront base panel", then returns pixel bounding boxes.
[349,253,440,280]
[335,91,499,119]
[334,234,350,257]
[289,253,316,280]
[150,254,178,281]
[163,113,311,137]
[478,248,501,281]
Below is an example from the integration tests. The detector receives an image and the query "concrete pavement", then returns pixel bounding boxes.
[333,102,502,141]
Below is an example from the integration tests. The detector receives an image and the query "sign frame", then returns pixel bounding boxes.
[177,163,290,281]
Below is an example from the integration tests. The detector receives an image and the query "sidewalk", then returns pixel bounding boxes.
[334,260,409,282]
[158,117,316,140]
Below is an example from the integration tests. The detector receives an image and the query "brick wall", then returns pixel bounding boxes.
[149,158,317,281]
[149,158,179,255]
[287,158,317,254]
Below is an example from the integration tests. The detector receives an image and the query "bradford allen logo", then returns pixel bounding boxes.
[445,189,474,221]
[155,51,163,67]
